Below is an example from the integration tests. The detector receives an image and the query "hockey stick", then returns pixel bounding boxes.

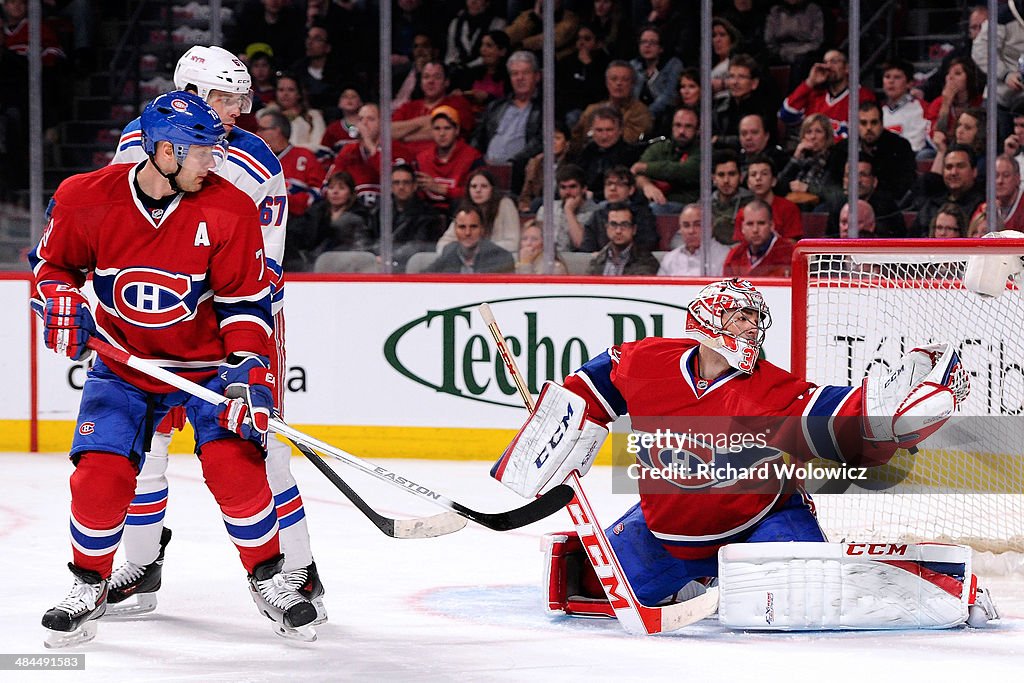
[288,437,467,539]
[84,338,574,532]
[479,303,720,635]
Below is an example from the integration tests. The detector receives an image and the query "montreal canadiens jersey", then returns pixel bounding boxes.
[29,163,273,394]
[112,119,287,313]
[564,337,895,560]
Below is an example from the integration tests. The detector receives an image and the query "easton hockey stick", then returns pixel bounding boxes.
[479,303,720,635]
[289,437,468,539]
[85,338,574,532]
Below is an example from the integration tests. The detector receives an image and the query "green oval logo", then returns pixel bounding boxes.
[384,295,688,408]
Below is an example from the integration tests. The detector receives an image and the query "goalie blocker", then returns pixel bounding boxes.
[544,536,999,629]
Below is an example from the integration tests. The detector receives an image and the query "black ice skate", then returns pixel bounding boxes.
[105,527,172,617]
[42,563,108,648]
[249,555,318,642]
[283,561,327,625]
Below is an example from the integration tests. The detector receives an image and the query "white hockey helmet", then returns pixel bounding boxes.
[173,45,253,112]
[683,278,772,374]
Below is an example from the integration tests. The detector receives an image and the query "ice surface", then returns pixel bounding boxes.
[2,451,1022,682]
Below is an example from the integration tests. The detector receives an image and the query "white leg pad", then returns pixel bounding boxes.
[718,542,973,630]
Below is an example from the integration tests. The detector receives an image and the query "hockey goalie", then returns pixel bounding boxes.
[491,278,999,632]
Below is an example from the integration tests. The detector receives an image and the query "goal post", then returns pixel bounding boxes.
[791,238,1024,572]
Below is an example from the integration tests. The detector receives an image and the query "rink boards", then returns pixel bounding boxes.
[1,274,792,458]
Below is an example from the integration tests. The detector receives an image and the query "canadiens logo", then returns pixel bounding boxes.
[112,268,194,328]
[171,98,189,112]
[79,422,95,435]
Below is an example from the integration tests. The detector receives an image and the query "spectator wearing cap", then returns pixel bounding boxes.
[392,60,476,157]
[471,50,543,194]
[415,105,484,219]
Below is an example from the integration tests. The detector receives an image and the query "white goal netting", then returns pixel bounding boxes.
[795,240,1024,573]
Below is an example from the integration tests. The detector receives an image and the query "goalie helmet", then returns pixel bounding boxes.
[173,45,254,112]
[684,278,772,374]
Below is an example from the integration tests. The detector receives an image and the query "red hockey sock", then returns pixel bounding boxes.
[199,439,280,573]
[69,452,138,577]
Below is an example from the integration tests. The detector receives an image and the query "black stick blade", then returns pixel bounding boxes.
[452,484,575,531]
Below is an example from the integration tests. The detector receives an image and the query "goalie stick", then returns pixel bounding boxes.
[84,338,573,532]
[479,303,720,635]
[289,438,468,539]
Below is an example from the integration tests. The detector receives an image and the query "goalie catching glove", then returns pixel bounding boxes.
[37,281,96,361]
[216,354,275,449]
[491,382,607,497]
[863,342,969,448]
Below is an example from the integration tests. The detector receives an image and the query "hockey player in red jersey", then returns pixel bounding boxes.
[30,91,317,647]
[493,278,997,629]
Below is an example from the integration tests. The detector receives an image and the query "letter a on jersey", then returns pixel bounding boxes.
[194,221,210,247]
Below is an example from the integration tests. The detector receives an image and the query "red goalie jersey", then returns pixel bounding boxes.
[563,337,898,560]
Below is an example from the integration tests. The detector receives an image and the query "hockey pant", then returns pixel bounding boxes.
[606,495,826,605]
[122,321,313,571]
[68,359,281,577]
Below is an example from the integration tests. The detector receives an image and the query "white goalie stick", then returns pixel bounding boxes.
[479,303,720,635]
[84,338,574,532]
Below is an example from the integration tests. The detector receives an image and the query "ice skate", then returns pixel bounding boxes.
[282,561,327,625]
[105,527,172,617]
[41,564,108,648]
[249,555,318,642]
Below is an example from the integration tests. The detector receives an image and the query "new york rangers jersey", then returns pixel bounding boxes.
[564,337,895,560]
[29,163,273,394]
[112,120,287,313]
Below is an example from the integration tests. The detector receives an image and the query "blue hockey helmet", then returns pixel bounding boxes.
[140,90,227,164]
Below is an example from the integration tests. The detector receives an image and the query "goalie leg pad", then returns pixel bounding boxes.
[718,542,974,630]
[492,381,607,497]
[542,532,615,618]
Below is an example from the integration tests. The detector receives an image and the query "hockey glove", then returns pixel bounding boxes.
[38,281,96,361]
[216,354,275,449]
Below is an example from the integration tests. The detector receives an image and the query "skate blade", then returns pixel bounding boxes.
[310,597,328,626]
[103,594,157,619]
[274,623,317,642]
[43,621,98,649]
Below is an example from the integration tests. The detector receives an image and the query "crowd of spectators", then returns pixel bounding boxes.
[73,0,1008,277]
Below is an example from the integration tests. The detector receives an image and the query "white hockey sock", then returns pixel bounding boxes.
[266,437,313,570]
[122,432,171,566]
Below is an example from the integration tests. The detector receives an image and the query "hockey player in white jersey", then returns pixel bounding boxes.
[107,45,325,623]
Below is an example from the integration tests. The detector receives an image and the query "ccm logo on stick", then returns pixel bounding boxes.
[846,543,908,556]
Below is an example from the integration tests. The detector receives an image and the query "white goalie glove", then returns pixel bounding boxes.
[862,342,970,448]
[491,382,607,498]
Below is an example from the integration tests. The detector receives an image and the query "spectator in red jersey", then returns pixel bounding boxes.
[391,61,475,157]
[319,87,363,161]
[732,155,803,242]
[924,56,984,140]
[414,105,483,219]
[324,103,414,210]
[779,48,876,140]
[723,198,794,277]
[968,155,1024,235]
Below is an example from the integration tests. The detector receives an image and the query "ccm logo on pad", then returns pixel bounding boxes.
[846,543,908,556]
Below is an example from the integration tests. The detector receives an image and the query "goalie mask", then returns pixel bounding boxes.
[684,279,772,374]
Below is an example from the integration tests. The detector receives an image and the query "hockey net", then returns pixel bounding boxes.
[793,239,1024,574]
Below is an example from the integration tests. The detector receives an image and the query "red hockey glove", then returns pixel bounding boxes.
[216,354,275,449]
[38,281,96,361]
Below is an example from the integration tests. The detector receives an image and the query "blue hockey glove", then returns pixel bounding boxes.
[216,354,275,448]
[38,281,96,361]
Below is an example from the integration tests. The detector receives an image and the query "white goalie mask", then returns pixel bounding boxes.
[683,279,772,374]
